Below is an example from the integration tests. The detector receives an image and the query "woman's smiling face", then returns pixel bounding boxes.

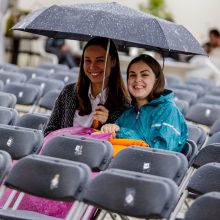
[128,60,157,106]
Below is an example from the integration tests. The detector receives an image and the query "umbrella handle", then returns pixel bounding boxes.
[92,103,105,129]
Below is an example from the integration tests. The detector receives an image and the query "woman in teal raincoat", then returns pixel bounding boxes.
[101,54,188,152]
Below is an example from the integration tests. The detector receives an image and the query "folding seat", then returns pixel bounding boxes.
[165,74,182,87]
[37,63,69,73]
[187,124,207,150]
[210,118,220,135]
[0,63,19,72]
[170,84,205,98]
[38,90,60,111]
[0,106,19,125]
[185,77,216,92]
[187,163,220,197]
[175,99,189,116]
[0,150,12,184]
[181,140,198,167]
[108,146,188,186]
[27,77,64,96]
[198,95,220,106]
[186,103,220,127]
[193,143,220,168]
[206,131,220,145]
[49,71,78,84]
[0,91,17,108]
[15,112,49,131]
[0,124,44,160]
[207,87,220,97]
[83,169,178,219]
[0,71,27,84]
[184,192,220,220]
[41,133,113,172]
[2,82,42,113]
[0,154,91,220]
[19,67,51,81]
[172,89,197,106]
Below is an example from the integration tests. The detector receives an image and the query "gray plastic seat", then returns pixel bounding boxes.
[181,139,198,167]
[49,71,77,84]
[170,83,205,98]
[165,74,182,87]
[0,124,44,159]
[27,77,64,96]
[38,90,60,110]
[184,192,220,220]
[84,169,178,219]
[187,124,207,149]
[186,103,220,127]
[210,118,220,135]
[193,143,220,168]
[186,78,216,92]
[0,154,91,220]
[37,63,69,73]
[109,146,188,185]
[206,131,220,145]
[198,95,220,106]
[41,134,113,171]
[0,106,19,125]
[0,63,19,72]
[19,67,51,81]
[0,71,27,84]
[207,87,220,97]
[3,82,42,105]
[15,112,49,130]
[173,89,197,106]
[175,99,189,116]
[0,150,12,184]
[187,163,220,197]
[0,91,17,108]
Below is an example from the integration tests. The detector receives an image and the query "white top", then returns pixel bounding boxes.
[73,85,108,127]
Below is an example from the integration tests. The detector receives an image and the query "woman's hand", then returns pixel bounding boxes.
[100,123,120,138]
[93,105,109,125]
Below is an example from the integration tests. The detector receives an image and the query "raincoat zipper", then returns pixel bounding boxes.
[132,110,140,129]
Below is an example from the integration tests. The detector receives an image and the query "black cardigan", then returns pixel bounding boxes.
[44,83,128,136]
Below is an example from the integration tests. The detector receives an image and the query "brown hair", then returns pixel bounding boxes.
[76,37,129,115]
[127,54,165,106]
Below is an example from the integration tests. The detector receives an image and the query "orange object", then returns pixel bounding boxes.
[92,119,100,129]
[109,138,149,157]
[109,138,149,147]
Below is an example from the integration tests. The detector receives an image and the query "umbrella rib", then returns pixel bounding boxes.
[152,19,170,52]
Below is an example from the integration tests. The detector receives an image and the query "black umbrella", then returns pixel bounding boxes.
[12,2,206,56]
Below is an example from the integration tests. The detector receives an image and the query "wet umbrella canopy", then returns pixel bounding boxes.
[13,2,206,56]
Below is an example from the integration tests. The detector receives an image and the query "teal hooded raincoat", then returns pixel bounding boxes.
[115,90,188,152]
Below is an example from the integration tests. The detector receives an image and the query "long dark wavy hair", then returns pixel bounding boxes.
[127,54,165,106]
[76,37,130,115]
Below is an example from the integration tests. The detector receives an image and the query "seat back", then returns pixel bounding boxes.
[27,77,64,96]
[109,146,188,185]
[3,82,42,105]
[186,103,220,127]
[184,192,220,220]
[193,143,220,168]
[15,112,49,131]
[0,107,19,125]
[0,124,44,159]
[210,118,220,135]
[187,124,207,149]
[0,91,17,108]
[0,71,26,84]
[0,150,12,184]
[5,155,91,201]
[41,134,113,171]
[84,169,178,219]
[187,163,220,196]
